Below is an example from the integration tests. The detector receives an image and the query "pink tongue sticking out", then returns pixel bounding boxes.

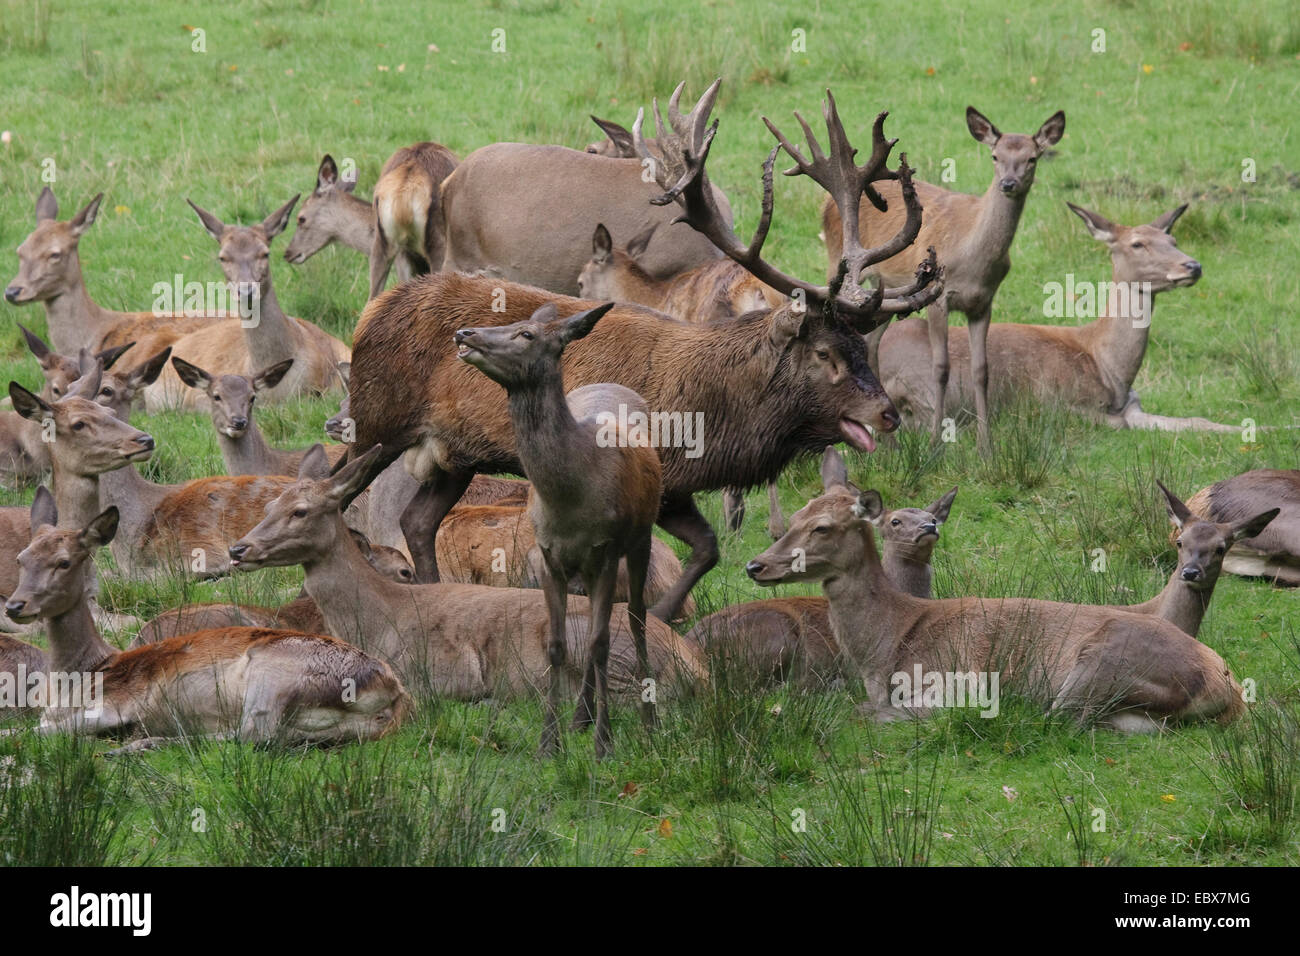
[839,418,876,453]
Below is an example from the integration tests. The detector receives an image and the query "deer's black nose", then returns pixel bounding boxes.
[745,560,765,579]
[1185,260,1202,279]
[228,543,249,561]
[4,286,21,303]
[4,599,25,618]
[230,417,248,430]
[454,329,476,344]
[1181,566,1203,582]
[1000,178,1019,193]
[881,407,901,432]
[137,435,154,451]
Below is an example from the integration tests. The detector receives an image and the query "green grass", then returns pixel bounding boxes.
[0,0,1298,865]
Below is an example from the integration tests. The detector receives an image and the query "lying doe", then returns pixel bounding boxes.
[457,302,661,758]
[745,449,1245,730]
[1184,470,1300,586]
[4,488,409,750]
[228,446,708,703]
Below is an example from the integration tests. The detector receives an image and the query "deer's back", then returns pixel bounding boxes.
[1189,470,1300,561]
[686,596,837,684]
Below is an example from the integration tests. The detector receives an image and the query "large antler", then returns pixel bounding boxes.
[633,80,942,332]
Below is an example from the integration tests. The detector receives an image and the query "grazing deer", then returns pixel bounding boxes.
[4,189,228,357]
[878,203,1234,433]
[687,477,957,684]
[578,222,788,537]
[345,82,940,622]
[283,145,459,299]
[1185,470,1300,585]
[826,107,1064,451]
[171,356,349,475]
[228,446,709,702]
[143,197,351,411]
[1116,481,1278,636]
[456,302,661,757]
[746,448,1244,730]
[5,488,409,750]
[132,530,414,646]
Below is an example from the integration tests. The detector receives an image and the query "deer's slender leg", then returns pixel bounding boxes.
[722,488,745,532]
[583,551,619,760]
[400,467,474,583]
[766,481,787,540]
[925,299,951,443]
[368,226,395,300]
[625,531,655,731]
[967,306,993,455]
[538,546,570,758]
[649,494,718,623]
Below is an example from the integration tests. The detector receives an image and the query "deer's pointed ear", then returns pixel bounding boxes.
[853,490,884,522]
[1232,508,1279,543]
[188,199,226,240]
[966,107,1001,147]
[591,224,613,262]
[591,116,635,156]
[820,445,848,491]
[298,443,332,480]
[1066,202,1116,243]
[30,485,57,535]
[336,361,351,390]
[254,358,294,392]
[79,506,120,551]
[1156,479,1193,530]
[96,342,134,372]
[1149,204,1188,234]
[18,325,52,365]
[768,304,809,349]
[131,347,173,389]
[556,302,615,347]
[69,193,104,237]
[171,356,211,390]
[65,355,102,400]
[328,444,382,501]
[35,186,58,223]
[626,222,658,260]
[928,486,958,525]
[261,195,300,239]
[347,527,375,558]
[316,154,339,193]
[10,382,52,422]
[1035,110,1065,151]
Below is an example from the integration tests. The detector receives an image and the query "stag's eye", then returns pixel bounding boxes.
[815,349,829,361]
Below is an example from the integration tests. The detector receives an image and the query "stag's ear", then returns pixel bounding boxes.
[555,302,615,347]
[171,356,212,391]
[853,490,884,521]
[768,304,809,349]
[96,342,134,372]
[261,195,300,239]
[927,486,959,525]
[1149,204,1188,234]
[1156,479,1193,530]
[1066,202,1116,243]
[18,325,52,365]
[1034,111,1065,151]
[254,358,294,392]
[1232,508,1279,543]
[30,485,57,535]
[316,155,339,193]
[188,199,227,240]
[591,116,635,157]
[591,224,613,262]
[625,222,658,260]
[35,186,58,224]
[966,107,1001,147]
[327,444,383,501]
[10,382,52,422]
[79,506,119,551]
[129,347,173,389]
[68,193,104,237]
[820,446,848,491]
[297,443,332,481]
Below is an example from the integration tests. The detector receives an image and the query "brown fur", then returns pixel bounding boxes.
[1185,471,1300,585]
[370,142,459,297]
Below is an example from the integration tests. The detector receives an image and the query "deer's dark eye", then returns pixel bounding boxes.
[57,560,70,570]
[1215,546,1226,555]
[1131,241,1143,250]
[812,525,830,535]
[520,330,534,340]
[816,349,830,361]
[293,508,307,519]
[297,215,306,225]
[213,395,221,402]
[890,518,901,526]
[72,421,84,431]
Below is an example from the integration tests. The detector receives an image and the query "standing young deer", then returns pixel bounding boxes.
[825,107,1065,450]
[1117,480,1278,636]
[4,189,223,356]
[1184,470,1300,585]
[143,197,350,411]
[686,469,957,685]
[746,449,1244,730]
[345,82,940,621]
[283,145,459,299]
[228,446,708,703]
[878,203,1235,432]
[5,488,409,750]
[456,302,661,758]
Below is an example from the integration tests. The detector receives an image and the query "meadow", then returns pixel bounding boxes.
[0,0,1297,865]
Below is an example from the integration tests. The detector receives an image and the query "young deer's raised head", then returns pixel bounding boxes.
[92,345,173,421]
[172,356,294,438]
[284,155,358,264]
[746,447,877,586]
[188,195,299,314]
[1159,479,1276,591]
[228,444,375,571]
[10,357,154,475]
[5,188,102,306]
[859,485,957,557]
[5,489,118,623]
[966,107,1065,198]
[1067,202,1201,292]
[454,302,616,387]
[18,324,134,401]
[576,223,659,302]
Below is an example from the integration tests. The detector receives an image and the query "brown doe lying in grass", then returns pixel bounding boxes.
[1184,470,1300,586]
[745,448,1245,731]
[228,446,708,705]
[457,302,662,758]
[3,487,409,751]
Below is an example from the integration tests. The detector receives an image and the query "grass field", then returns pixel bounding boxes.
[0,0,1298,865]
